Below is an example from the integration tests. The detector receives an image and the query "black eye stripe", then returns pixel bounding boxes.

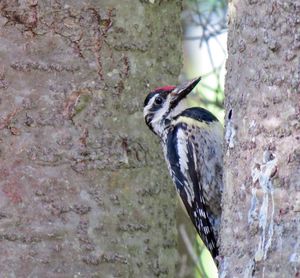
[155,96,163,105]
[144,92,157,107]
[149,105,160,112]
[144,90,170,107]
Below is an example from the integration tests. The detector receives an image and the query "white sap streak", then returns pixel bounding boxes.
[248,187,258,224]
[252,157,277,262]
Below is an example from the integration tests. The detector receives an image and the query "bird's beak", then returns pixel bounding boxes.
[169,77,201,109]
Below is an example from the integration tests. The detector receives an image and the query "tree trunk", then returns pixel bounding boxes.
[221,0,300,277]
[0,0,183,276]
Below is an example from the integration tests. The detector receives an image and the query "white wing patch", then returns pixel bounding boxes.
[176,128,195,207]
[176,129,188,173]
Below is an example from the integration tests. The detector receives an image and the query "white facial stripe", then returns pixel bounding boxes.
[168,99,187,119]
[143,94,172,134]
[143,92,188,137]
[150,95,170,124]
[143,94,157,116]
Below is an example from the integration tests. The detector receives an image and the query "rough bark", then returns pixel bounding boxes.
[221,0,300,277]
[0,0,183,277]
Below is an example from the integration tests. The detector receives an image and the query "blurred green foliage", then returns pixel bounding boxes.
[183,0,227,123]
[181,0,227,277]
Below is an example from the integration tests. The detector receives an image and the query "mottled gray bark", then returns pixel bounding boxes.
[0,0,183,277]
[221,1,300,277]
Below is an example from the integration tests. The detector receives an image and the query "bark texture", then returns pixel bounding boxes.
[0,0,183,277]
[221,0,300,277]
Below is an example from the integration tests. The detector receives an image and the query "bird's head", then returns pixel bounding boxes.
[143,77,201,137]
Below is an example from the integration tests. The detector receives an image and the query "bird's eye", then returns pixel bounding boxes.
[155,96,163,105]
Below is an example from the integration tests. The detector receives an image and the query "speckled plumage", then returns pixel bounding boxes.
[163,109,223,258]
[143,78,223,260]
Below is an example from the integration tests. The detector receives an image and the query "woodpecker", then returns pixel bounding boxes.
[143,77,223,260]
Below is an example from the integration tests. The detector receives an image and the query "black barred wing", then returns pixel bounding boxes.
[166,124,218,258]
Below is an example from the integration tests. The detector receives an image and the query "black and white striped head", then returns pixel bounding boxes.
[143,77,201,137]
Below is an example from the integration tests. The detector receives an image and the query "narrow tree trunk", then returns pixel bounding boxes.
[221,0,300,277]
[0,1,183,276]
